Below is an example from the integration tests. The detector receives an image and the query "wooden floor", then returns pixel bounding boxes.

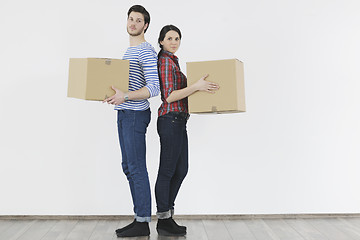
[2,217,360,240]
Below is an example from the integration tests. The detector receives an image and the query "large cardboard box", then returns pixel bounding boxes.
[186,59,245,113]
[67,58,129,100]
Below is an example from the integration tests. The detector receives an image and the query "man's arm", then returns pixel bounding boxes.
[103,86,150,105]
[140,46,160,98]
[104,46,159,105]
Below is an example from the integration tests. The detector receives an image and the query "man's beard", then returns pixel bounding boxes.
[127,26,145,36]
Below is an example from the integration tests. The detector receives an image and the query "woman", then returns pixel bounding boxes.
[155,25,219,236]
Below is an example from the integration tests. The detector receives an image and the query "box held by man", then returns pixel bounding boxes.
[68,58,129,101]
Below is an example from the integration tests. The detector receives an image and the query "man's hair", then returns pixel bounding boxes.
[127,5,150,33]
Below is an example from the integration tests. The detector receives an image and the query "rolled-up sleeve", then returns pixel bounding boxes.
[139,48,160,98]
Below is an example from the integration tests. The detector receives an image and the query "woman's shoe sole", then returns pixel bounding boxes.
[157,228,186,236]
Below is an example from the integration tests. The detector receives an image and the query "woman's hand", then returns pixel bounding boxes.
[103,86,125,105]
[194,74,220,93]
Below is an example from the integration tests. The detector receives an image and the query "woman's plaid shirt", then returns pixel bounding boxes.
[157,50,188,117]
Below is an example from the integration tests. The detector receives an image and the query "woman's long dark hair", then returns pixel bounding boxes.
[158,25,182,57]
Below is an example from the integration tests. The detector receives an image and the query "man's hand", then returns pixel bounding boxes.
[103,86,126,105]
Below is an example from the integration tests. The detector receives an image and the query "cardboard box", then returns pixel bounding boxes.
[186,59,245,113]
[67,58,129,100]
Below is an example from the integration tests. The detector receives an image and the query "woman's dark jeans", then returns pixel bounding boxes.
[155,112,189,218]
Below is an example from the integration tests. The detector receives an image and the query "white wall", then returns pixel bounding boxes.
[1,0,360,215]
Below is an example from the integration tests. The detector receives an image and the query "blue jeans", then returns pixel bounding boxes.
[155,112,189,218]
[117,109,151,222]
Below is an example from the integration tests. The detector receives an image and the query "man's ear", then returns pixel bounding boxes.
[144,23,149,32]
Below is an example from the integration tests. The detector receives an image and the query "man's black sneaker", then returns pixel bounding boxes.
[115,219,136,234]
[116,221,150,237]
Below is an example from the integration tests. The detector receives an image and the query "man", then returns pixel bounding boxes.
[104,5,160,238]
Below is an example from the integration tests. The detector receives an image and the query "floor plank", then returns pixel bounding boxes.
[0,220,36,240]
[263,219,305,240]
[341,217,360,231]
[223,219,257,240]
[88,220,122,240]
[65,220,98,240]
[308,218,356,240]
[245,219,280,240]
[326,218,360,240]
[88,220,118,240]
[0,220,15,234]
[16,220,57,240]
[285,218,328,240]
[180,220,208,240]
[1,217,360,240]
[202,220,232,240]
[41,220,78,240]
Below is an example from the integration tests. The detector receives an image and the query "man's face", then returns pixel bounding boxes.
[127,11,148,36]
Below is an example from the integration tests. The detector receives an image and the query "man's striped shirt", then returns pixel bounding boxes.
[114,42,160,111]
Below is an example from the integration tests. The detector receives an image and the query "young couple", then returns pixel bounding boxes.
[104,5,219,238]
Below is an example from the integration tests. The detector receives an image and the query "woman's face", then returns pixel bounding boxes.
[160,30,181,54]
